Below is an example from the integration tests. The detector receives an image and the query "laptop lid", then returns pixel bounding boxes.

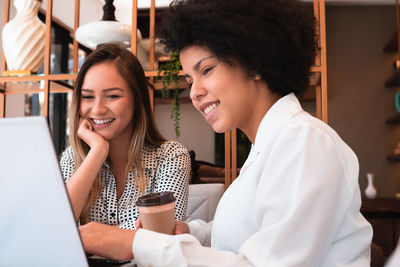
[0,116,88,267]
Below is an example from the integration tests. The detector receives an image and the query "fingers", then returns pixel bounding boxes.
[77,119,92,139]
[82,118,93,131]
[135,218,142,229]
[174,221,190,235]
[76,119,109,152]
[78,118,92,135]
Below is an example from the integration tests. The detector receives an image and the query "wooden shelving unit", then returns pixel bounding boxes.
[387,154,400,162]
[1,0,328,189]
[385,113,400,124]
[384,70,400,87]
[383,31,398,52]
[0,0,168,118]
[0,0,78,118]
[384,0,400,164]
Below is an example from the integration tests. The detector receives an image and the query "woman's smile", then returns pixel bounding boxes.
[200,101,220,121]
[91,118,115,129]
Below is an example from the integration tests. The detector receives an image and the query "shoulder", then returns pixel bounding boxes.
[279,112,359,185]
[144,140,189,157]
[282,112,355,159]
[59,146,75,180]
[282,111,345,147]
[159,140,190,156]
[142,140,190,167]
[60,146,75,164]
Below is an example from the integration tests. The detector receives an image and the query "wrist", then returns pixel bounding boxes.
[124,228,136,259]
[89,142,109,159]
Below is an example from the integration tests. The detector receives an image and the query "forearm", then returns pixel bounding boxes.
[188,219,213,246]
[66,146,108,220]
[133,229,253,267]
[80,222,136,260]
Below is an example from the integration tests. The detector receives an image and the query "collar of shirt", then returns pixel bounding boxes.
[102,144,159,170]
[253,93,303,154]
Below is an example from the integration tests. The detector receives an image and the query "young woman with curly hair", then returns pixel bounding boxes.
[79,1,372,266]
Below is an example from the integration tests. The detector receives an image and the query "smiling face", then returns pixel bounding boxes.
[180,45,270,138]
[79,61,134,143]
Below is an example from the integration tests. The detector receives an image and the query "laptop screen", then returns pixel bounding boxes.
[0,116,88,267]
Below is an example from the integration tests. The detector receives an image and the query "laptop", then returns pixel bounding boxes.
[0,116,89,266]
[0,116,140,267]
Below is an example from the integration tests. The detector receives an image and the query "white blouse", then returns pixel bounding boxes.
[60,140,191,229]
[132,93,373,267]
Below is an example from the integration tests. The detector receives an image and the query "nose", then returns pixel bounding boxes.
[92,98,107,114]
[189,79,206,102]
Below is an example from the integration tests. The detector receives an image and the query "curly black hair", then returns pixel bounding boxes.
[158,0,317,96]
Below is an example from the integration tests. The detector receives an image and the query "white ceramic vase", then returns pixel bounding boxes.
[365,173,377,199]
[2,0,46,73]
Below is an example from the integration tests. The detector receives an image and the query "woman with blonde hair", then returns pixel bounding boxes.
[60,43,190,229]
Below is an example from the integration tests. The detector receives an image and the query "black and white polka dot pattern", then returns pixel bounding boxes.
[60,140,191,229]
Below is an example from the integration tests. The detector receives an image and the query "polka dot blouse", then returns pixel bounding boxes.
[60,140,191,229]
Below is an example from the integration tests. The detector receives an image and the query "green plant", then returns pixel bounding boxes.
[157,52,182,138]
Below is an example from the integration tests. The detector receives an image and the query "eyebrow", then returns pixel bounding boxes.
[81,88,125,93]
[184,56,215,79]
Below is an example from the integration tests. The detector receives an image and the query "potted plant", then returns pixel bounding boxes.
[157,52,182,138]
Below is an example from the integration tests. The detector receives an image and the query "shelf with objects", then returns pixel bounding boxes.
[365,1,400,260]
[0,0,86,156]
[384,0,400,163]
[0,0,328,189]
[385,112,400,161]
[383,31,400,87]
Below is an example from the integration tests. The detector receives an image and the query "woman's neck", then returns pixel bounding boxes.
[240,82,281,144]
[107,133,131,172]
[108,136,132,199]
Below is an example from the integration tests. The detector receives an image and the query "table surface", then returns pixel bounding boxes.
[361,198,400,213]
[361,198,400,220]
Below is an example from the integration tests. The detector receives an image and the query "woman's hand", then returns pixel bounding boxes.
[77,118,109,153]
[66,119,109,221]
[135,218,190,235]
[80,222,135,260]
[174,220,190,235]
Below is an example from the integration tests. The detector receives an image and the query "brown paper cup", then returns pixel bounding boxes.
[136,192,176,235]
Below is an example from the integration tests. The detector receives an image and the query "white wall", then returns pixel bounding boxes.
[41,0,102,28]
[1,3,23,118]
[154,102,215,163]
[5,94,24,117]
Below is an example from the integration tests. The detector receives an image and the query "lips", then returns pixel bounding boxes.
[91,118,115,128]
[199,101,220,115]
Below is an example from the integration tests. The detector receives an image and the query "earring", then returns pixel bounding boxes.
[254,73,261,80]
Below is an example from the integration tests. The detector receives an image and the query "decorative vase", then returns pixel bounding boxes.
[365,173,377,199]
[2,0,46,74]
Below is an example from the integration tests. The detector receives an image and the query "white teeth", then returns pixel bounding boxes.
[204,103,218,115]
[93,118,114,125]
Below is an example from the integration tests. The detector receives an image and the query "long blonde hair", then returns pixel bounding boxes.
[69,44,165,224]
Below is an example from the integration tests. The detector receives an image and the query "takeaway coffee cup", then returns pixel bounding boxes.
[136,191,176,235]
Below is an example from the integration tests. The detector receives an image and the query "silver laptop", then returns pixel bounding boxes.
[0,116,89,267]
